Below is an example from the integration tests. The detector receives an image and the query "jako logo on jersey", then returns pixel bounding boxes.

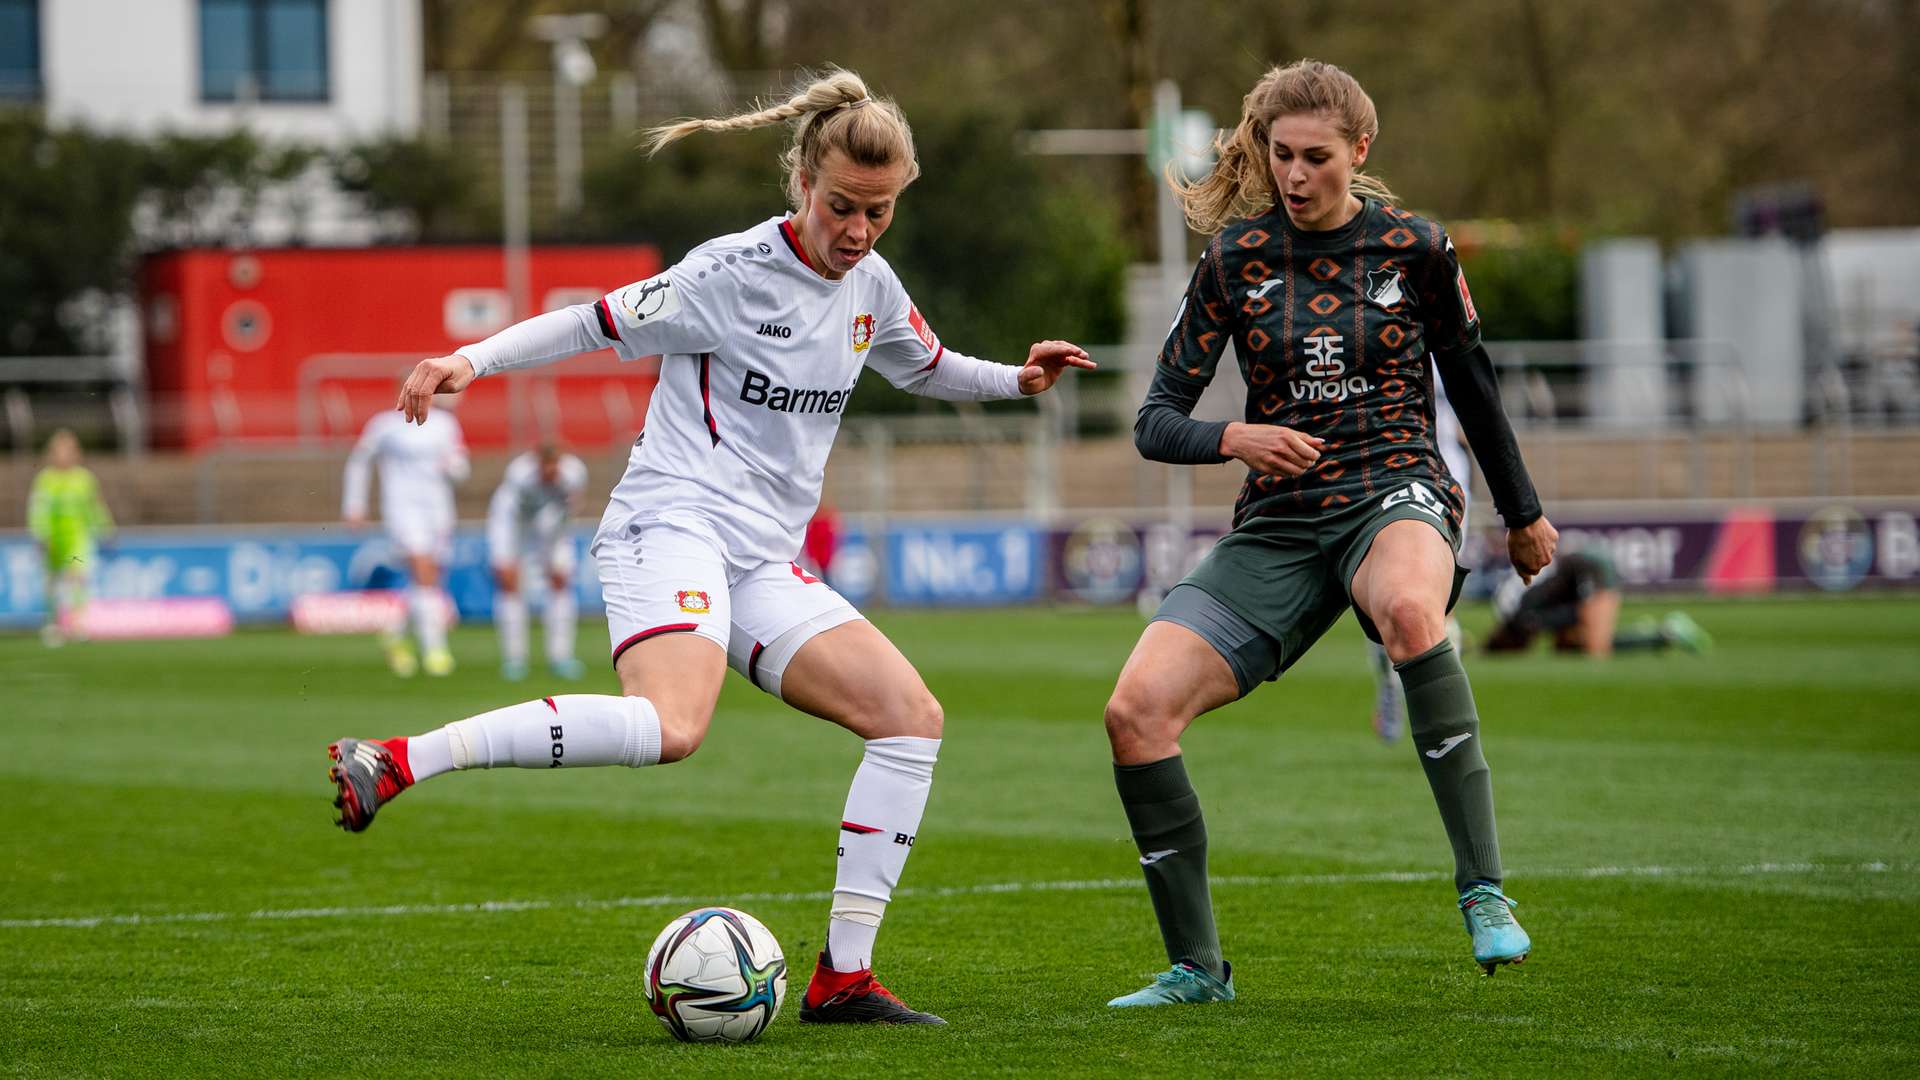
[851,313,875,352]
[1365,267,1405,309]
[675,590,711,614]
[907,305,939,353]
[740,369,855,414]
[614,275,680,327]
[1383,481,1446,522]
[755,323,792,338]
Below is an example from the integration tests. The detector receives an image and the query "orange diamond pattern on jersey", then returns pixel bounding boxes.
[1249,364,1275,386]
[1320,493,1353,508]
[1316,457,1346,480]
[1384,451,1418,470]
[1241,260,1271,283]
[1260,394,1284,415]
[1382,227,1417,249]
[1378,324,1406,349]
[1308,293,1340,316]
[1246,328,1272,352]
[1310,257,1341,281]
[1242,295,1274,318]
[1237,229,1270,249]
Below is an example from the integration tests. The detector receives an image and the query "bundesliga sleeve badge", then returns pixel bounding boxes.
[615,273,682,329]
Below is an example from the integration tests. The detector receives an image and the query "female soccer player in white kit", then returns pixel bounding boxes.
[486,443,589,681]
[325,69,1094,1025]
[342,403,469,677]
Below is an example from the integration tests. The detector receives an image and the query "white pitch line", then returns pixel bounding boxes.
[1,861,1907,932]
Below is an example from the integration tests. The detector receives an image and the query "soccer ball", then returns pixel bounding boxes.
[644,907,787,1042]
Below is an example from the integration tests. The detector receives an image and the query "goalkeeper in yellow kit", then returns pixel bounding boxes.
[27,429,114,645]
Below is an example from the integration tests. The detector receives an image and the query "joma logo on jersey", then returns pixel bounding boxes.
[755,323,792,338]
[740,369,855,414]
[1383,482,1446,522]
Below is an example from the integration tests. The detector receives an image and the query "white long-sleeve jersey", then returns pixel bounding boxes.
[487,451,588,536]
[342,410,469,527]
[459,215,1027,564]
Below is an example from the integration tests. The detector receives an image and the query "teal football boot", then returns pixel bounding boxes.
[1661,611,1714,654]
[1107,961,1235,1007]
[1458,883,1530,975]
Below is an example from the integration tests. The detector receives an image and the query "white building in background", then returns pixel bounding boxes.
[5,0,421,248]
[16,0,419,144]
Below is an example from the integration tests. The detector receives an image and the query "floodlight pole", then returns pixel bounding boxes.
[532,14,607,216]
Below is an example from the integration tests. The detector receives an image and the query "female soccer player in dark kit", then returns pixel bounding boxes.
[324,68,1093,1026]
[1102,59,1558,1007]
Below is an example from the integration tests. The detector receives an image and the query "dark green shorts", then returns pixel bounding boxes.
[1158,480,1467,693]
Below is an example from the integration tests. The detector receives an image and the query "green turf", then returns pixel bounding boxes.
[2,595,1917,1077]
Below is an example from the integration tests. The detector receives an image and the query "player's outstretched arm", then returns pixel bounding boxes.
[1016,340,1097,396]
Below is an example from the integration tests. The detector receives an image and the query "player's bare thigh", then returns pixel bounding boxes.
[1105,620,1241,765]
[614,633,728,762]
[778,619,942,741]
[1350,519,1454,663]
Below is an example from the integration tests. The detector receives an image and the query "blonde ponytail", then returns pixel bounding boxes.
[644,68,919,209]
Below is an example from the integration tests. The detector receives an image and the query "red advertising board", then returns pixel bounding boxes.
[141,246,663,450]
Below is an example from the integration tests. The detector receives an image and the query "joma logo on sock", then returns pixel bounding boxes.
[549,724,564,767]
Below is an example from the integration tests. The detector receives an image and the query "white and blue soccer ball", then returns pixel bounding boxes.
[645,907,787,1043]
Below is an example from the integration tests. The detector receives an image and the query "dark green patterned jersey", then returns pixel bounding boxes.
[1154,198,1482,530]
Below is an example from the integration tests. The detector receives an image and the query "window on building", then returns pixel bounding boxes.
[200,0,329,103]
[0,0,40,101]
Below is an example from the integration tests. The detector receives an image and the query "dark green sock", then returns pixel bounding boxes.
[1114,755,1223,978]
[1396,639,1503,892]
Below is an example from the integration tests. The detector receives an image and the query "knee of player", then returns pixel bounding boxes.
[867,687,942,739]
[1380,595,1446,657]
[1103,685,1164,747]
[655,710,711,763]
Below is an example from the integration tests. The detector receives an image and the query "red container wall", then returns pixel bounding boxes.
[139,246,663,451]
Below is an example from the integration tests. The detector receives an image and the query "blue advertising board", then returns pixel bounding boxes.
[0,526,602,629]
[882,523,1044,606]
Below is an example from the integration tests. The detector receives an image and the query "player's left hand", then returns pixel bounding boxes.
[1508,515,1559,585]
[1017,341,1096,396]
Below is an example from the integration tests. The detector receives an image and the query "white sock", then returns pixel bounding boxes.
[828,735,939,972]
[410,585,447,653]
[419,694,662,772]
[496,591,528,665]
[544,585,576,664]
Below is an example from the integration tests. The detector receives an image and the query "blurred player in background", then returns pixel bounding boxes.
[342,394,469,677]
[1368,373,1469,742]
[1485,549,1712,657]
[27,428,113,646]
[487,442,589,681]
[1104,59,1557,1006]
[324,69,1092,1026]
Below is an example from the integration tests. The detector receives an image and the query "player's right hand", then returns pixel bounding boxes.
[398,354,476,424]
[1220,422,1324,477]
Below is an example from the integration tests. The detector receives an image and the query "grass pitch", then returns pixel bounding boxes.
[2,595,1917,1077]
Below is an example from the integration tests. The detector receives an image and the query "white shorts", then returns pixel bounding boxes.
[387,510,453,563]
[594,512,859,693]
[489,515,576,576]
